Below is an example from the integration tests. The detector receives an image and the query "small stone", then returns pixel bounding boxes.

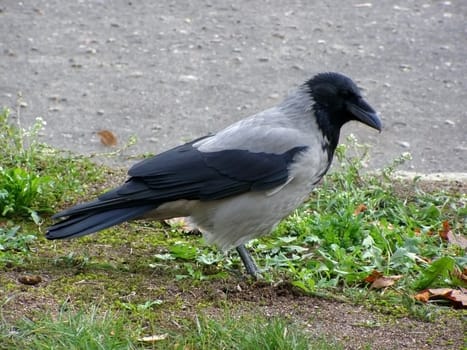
[97,109,104,115]
[396,141,410,148]
[272,32,285,39]
[444,119,455,126]
[399,64,411,72]
[129,71,144,78]
[258,57,270,62]
[233,56,243,63]
[48,106,61,112]
[19,102,28,108]
[291,64,304,71]
[18,275,42,285]
[178,75,198,82]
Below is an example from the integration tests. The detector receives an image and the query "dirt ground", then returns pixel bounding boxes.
[0,0,466,172]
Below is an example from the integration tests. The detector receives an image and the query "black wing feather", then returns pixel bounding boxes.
[54,142,307,218]
[125,143,308,201]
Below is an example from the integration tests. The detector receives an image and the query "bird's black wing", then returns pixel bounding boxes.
[54,140,307,218]
[125,141,308,200]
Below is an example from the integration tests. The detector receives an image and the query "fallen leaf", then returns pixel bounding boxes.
[364,270,383,283]
[97,130,117,146]
[446,232,467,249]
[370,277,396,289]
[137,334,168,342]
[364,271,402,289]
[438,220,467,249]
[438,220,451,240]
[370,275,403,289]
[18,275,42,285]
[414,290,430,303]
[414,288,467,309]
[353,203,367,216]
[428,288,452,297]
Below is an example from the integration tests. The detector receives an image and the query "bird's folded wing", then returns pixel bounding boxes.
[53,137,308,219]
[124,140,308,202]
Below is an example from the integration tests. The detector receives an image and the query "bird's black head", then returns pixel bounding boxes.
[306,72,381,146]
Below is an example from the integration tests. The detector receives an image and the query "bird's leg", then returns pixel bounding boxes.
[236,244,260,278]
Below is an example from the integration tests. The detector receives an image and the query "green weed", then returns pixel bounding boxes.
[0,107,105,221]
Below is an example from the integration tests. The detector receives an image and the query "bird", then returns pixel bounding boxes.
[46,72,382,277]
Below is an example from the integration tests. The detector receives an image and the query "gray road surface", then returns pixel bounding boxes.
[1,0,466,172]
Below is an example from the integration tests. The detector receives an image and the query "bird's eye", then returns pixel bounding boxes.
[340,90,353,99]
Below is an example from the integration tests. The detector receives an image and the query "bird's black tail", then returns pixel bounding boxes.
[46,205,154,240]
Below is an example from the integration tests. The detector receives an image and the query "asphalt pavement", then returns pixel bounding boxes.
[1,0,466,173]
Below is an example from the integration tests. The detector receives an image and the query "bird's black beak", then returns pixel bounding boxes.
[346,98,382,132]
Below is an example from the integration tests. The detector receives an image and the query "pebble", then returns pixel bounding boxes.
[399,64,411,72]
[444,119,455,126]
[396,141,411,148]
[129,71,144,78]
[291,64,304,71]
[178,75,198,82]
[97,109,105,115]
[18,275,42,285]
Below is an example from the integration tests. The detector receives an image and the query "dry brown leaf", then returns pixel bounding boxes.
[370,277,396,289]
[415,288,467,309]
[448,290,467,308]
[353,203,367,216]
[414,290,430,303]
[446,231,467,249]
[427,288,452,297]
[438,220,451,240]
[364,270,383,283]
[137,334,168,342]
[97,130,117,146]
[438,220,467,249]
[370,275,403,289]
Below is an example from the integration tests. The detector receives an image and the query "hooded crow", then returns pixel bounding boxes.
[47,72,381,277]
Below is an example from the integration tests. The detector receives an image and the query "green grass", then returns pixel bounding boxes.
[0,307,341,350]
[0,306,137,350]
[175,315,341,350]
[0,107,105,221]
[0,106,465,348]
